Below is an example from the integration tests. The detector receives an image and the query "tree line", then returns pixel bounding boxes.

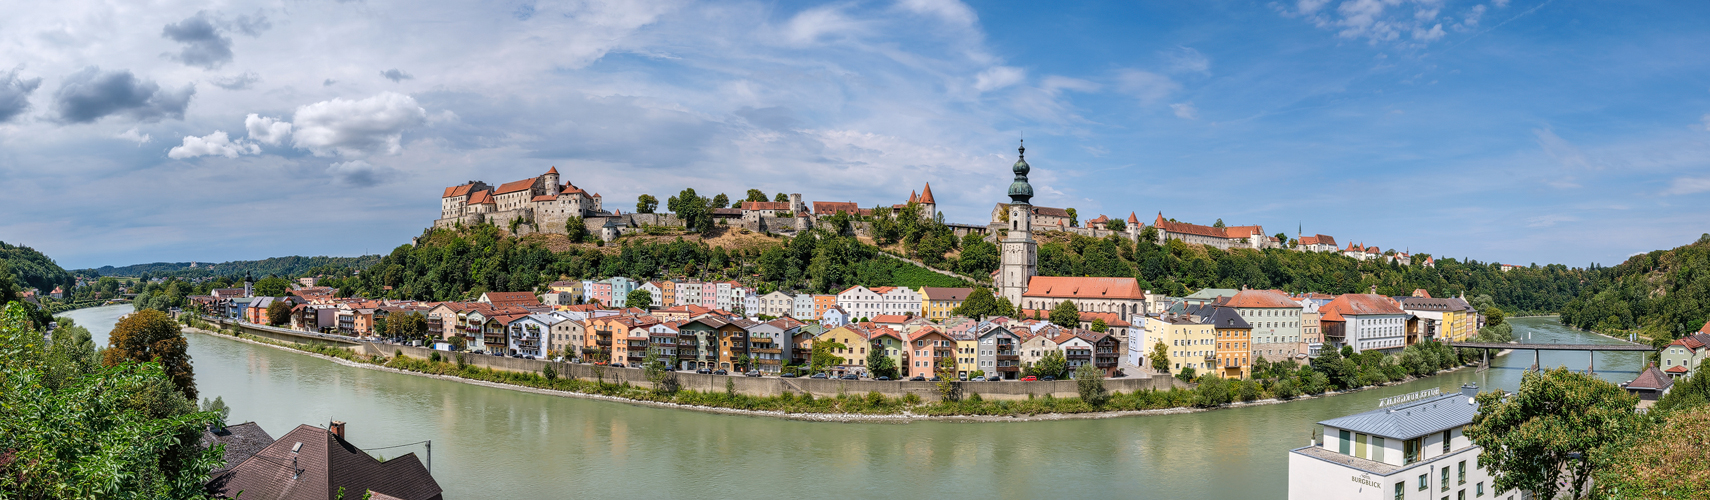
[1558,233,1710,341]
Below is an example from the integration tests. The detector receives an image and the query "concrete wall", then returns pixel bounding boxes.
[370,343,1184,402]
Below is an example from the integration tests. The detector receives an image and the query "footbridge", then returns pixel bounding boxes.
[1449,340,1654,373]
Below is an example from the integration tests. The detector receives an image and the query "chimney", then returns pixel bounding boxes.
[1460,384,1479,400]
[329,420,346,440]
[1368,284,1377,295]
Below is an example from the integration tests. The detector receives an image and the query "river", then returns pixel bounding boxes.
[59,307,1644,499]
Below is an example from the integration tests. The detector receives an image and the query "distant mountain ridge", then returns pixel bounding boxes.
[76,255,382,279]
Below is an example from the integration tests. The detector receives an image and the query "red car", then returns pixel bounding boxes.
[1020,375,1038,381]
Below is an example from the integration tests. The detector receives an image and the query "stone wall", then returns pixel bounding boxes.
[367,343,1185,402]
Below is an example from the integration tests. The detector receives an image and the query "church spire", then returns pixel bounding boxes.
[1008,139,1033,205]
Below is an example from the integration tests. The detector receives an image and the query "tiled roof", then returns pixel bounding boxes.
[1322,294,1405,316]
[1665,365,1689,374]
[1015,309,1132,328]
[871,314,910,324]
[1127,212,1140,224]
[208,424,442,500]
[1023,276,1145,300]
[741,201,791,210]
[1153,213,1228,239]
[200,422,275,475]
[482,292,539,306]
[1319,392,1479,440]
[1205,307,1251,329]
[467,189,494,204]
[907,326,946,342]
[917,183,935,204]
[1628,364,1674,391]
[1226,289,1298,308]
[921,287,972,301]
[1299,234,1337,247]
[532,194,556,202]
[1223,225,1264,239]
[1031,206,1072,218]
[495,178,536,195]
[546,166,558,174]
[813,201,862,215]
[442,184,477,198]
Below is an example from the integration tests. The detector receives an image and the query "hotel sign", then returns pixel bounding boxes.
[1378,387,1440,408]
[1350,473,1381,488]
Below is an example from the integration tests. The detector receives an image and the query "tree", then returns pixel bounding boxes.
[566,216,591,243]
[1028,350,1068,379]
[266,300,292,326]
[1149,341,1171,373]
[810,340,846,375]
[626,289,654,309]
[866,344,898,379]
[745,189,768,203]
[1593,407,1710,498]
[1065,208,1078,227]
[711,193,730,209]
[0,303,223,499]
[386,312,429,343]
[1656,363,1710,412]
[773,192,789,203]
[1105,219,1126,232]
[1467,368,1642,500]
[104,308,197,399]
[993,297,1016,318]
[1212,218,1226,228]
[253,276,290,297]
[669,188,713,233]
[1090,318,1108,332]
[1049,300,1080,328]
[951,287,997,319]
[1075,363,1105,405]
[643,350,678,394]
[636,194,658,214]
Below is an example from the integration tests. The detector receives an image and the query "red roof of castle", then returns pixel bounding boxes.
[1321,294,1404,316]
[496,178,535,195]
[918,183,935,204]
[443,184,478,198]
[1127,212,1140,224]
[1153,213,1227,239]
[1299,234,1337,247]
[467,190,494,204]
[741,201,792,211]
[1022,276,1145,300]
[814,201,861,215]
[546,166,558,174]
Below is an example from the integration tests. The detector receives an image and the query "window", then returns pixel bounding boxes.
[1441,468,1450,492]
[1418,474,1428,491]
[1443,430,1452,453]
[1394,482,1405,500]
[1476,482,1484,497]
[1458,461,1465,484]
[1458,491,1465,500]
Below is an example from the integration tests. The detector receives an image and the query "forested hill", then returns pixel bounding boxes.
[76,255,381,279]
[1559,233,1710,339]
[0,241,74,294]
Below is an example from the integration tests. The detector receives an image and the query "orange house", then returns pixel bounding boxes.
[905,327,955,379]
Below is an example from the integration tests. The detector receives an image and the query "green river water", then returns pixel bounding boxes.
[59,306,1642,499]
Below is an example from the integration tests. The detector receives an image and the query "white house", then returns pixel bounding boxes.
[792,293,815,320]
[1321,294,1409,354]
[758,291,794,318]
[820,306,850,328]
[1289,385,1510,500]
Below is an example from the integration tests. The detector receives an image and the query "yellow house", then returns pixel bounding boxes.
[953,333,979,378]
[816,325,874,376]
[1147,314,1216,375]
[920,287,973,321]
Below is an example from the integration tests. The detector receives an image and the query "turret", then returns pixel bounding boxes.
[543,166,560,196]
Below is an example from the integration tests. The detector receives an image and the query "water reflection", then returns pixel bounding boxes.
[59,307,1633,499]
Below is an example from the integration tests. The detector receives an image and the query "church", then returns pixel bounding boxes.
[996,142,1150,326]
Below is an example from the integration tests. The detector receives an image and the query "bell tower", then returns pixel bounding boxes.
[997,141,1037,306]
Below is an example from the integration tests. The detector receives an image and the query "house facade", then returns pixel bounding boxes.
[1288,385,1505,500]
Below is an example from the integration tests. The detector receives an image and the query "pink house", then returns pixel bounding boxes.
[906,327,955,379]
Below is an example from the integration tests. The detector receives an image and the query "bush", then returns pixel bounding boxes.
[543,364,558,380]
[1274,378,1300,400]
[1075,364,1106,406]
[903,392,921,405]
[1238,379,1261,402]
[1194,377,1233,408]
[430,351,442,363]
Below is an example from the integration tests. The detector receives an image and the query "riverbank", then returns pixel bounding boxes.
[184,324,1508,423]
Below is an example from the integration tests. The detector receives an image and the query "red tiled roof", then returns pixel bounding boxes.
[1321,294,1404,316]
[1299,234,1337,247]
[871,314,910,324]
[1127,212,1140,224]
[813,201,861,215]
[495,178,535,195]
[907,326,946,342]
[1628,364,1674,391]
[467,189,494,204]
[917,183,935,204]
[532,194,556,202]
[741,201,791,211]
[1015,309,1131,328]
[1226,289,1298,309]
[1223,225,1264,239]
[443,184,477,198]
[1087,214,1111,225]
[1153,213,1227,239]
[1023,276,1145,300]
[546,166,558,174]
[1665,365,1689,374]
[921,287,972,301]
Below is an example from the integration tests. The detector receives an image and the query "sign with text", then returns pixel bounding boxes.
[1378,387,1441,408]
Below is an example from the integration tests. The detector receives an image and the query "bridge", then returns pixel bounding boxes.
[1450,340,1654,373]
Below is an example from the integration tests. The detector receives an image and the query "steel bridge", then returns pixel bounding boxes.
[1449,341,1654,373]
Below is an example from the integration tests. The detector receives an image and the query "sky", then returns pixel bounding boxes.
[2,0,1708,270]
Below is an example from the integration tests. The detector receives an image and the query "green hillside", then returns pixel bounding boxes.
[1559,233,1710,339]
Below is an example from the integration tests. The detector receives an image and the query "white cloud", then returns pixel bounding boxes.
[326,160,390,187]
[781,5,866,45]
[1412,23,1446,41]
[290,92,426,157]
[1165,47,1211,75]
[1701,113,1710,131]
[1283,0,1460,46]
[1662,177,1710,196]
[1493,0,1510,7]
[896,0,978,27]
[974,66,1026,92]
[1533,127,1594,170]
[1116,69,1180,105]
[167,131,259,159]
[1041,75,1099,94]
[116,127,150,145]
[1526,214,1577,227]
[1171,102,1199,120]
[245,113,292,145]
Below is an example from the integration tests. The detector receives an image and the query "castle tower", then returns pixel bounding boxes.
[543,166,560,197]
[997,141,1037,306]
[918,182,937,220]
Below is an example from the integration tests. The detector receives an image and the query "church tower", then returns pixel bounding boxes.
[997,141,1037,306]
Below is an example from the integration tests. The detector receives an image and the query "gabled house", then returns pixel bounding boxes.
[905,327,955,379]
[974,324,1022,379]
[207,422,442,500]
[1660,326,1710,379]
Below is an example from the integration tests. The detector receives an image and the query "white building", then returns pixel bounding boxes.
[1321,294,1410,354]
[835,285,922,321]
[758,291,794,318]
[1289,385,1515,500]
[792,294,816,320]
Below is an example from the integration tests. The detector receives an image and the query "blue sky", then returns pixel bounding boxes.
[1,0,1707,270]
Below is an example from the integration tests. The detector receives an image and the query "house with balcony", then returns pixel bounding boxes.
[974,324,1022,379]
[905,327,955,379]
[1660,325,1710,379]
[1288,385,1508,500]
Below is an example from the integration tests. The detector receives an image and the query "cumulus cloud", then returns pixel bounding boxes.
[245,113,292,145]
[1116,69,1180,105]
[116,128,151,145]
[162,12,234,69]
[167,130,259,159]
[974,66,1026,92]
[0,68,43,123]
[230,12,272,36]
[379,69,413,82]
[1171,102,1199,119]
[326,160,390,187]
[210,72,260,90]
[1282,0,1460,46]
[291,92,426,157]
[52,67,194,123]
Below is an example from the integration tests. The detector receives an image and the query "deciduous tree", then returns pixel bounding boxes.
[266,300,292,326]
[1149,341,1171,373]
[103,308,197,399]
[1027,350,1067,379]
[1468,368,1642,500]
[636,194,658,214]
[1075,363,1105,405]
[626,289,654,309]
[1049,300,1080,328]
[712,193,730,209]
[866,344,898,379]
[745,189,768,202]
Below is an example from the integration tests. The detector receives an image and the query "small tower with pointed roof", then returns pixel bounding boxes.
[543,166,560,196]
[998,141,1037,305]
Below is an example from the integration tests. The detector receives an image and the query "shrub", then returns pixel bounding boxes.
[1238,379,1261,402]
[543,364,558,380]
[903,392,921,405]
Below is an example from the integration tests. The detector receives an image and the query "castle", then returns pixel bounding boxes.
[435,167,609,233]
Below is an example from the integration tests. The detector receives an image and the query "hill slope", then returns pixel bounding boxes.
[1559,233,1710,339]
[76,255,381,279]
[0,241,73,294]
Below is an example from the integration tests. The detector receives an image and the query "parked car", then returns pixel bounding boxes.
[611,363,625,368]
[713,369,729,375]
[1041,376,1056,381]
[809,373,829,379]
[1020,375,1038,381]
[876,376,891,381]
[780,372,799,378]
[928,376,941,382]
[909,375,926,381]
[696,368,713,374]
[840,374,859,380]
[745,371,761,377]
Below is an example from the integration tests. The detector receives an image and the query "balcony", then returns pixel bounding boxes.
[996,354,1019,361]
[997,366,1020,372]
[595,340,612,346]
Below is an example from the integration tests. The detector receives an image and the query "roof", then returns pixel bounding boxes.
[467,189,494,205]
[907,326,946,342]
[1322,294,1405,316]
[200,422,275,475]
[441,184,477,199]
[1222,225,1265,239]
[741,201,792,211]
[1628,365,1675,391]
[1225,289,1298,308]
[1185,288,1239,300]
[1205,307,1251,329]
[1023,276,1145,300]
[1031,206,1071,218]
[921,287,972,301]
[208,424,443,500]
[481,292,540,307]
[1665,364,1690,374]
[1399,297,1458,311]
[1153,213,1228,239]
[546,166,558,174]
[1318,392,1479,440]
[495,178,536,195]
[870,314,910,324]
[917,183,935,204]
[1015,309,1132,328]
[711,208,743,216]
[813,201,861,215]
[1299,234,1337,246]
